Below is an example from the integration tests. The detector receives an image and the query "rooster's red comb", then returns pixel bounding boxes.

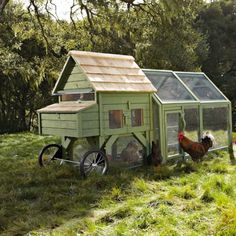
[178,132,185,140]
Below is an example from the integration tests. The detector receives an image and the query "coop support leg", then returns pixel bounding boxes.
[228,104,235,164]
[229,144,235,164]
[133,132,149,160]
[104,135,119,157]
[61,137,76,159]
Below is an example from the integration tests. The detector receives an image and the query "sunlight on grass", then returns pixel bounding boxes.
[1,132,236,235]
[216,205,236,236]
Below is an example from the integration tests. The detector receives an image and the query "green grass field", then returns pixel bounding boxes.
[1,132,236,236]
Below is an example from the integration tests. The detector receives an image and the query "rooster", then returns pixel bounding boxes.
[178,131,214,162]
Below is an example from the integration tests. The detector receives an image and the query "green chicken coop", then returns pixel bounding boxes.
[38,51,234,176]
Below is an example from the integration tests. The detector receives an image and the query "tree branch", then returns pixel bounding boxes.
[78,0,99,27]
[29,0,50,55]
[70,0,80,29]
[45,0,59,21]
[0,0,9,19]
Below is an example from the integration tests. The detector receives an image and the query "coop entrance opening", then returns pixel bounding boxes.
[165,111,182,157]
[108,135,145,168]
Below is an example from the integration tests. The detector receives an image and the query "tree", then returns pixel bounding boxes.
[134,0,207,70]
[198,0,236,106]
[0,2,67,133]
[67,0,207,72]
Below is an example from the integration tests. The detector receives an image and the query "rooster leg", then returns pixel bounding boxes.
[229,144,236,164]
[175,159,183,168]
[175,153,185,168]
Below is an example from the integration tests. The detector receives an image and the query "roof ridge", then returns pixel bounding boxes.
[69,50,134,60]
[79,64,139,69]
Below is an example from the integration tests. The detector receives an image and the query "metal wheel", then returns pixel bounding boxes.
[80,150,108,177]
[38,144,62,167]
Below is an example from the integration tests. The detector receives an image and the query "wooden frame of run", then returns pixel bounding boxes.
[143,69,233,163]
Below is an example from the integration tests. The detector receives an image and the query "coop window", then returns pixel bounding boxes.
[109,110,123,129]
[131,109,143,127]
[61,93,95,102]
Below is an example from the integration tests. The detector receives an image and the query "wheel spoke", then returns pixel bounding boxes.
[86,166,96,175]
[88,154,96,164]
[85,165,93,174]
[96,154,103,164]
[97,159,105,166]
[84,157,93,165]
[92,153,98,163]
[44,155,51,164]
[83,163,92,169]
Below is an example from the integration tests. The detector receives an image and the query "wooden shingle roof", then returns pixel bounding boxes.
[68,51,157,93]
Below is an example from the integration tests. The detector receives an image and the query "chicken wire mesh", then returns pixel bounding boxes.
[203,107,228,148]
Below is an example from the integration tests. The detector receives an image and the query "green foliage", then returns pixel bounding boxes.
[171,185,197,199]
[0,2,78,133]
[207,161,229,174]
[200,188,215,203]
[198,0,236,106]
[135,0,208,71]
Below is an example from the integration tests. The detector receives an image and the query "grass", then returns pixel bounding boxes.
[1,133,236,235]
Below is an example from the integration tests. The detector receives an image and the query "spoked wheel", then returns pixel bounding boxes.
[38,144,62,167]
[80,150,108,178]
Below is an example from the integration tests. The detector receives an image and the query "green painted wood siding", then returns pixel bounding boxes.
[39,92,152,140]
[40,113,78,137]
[55,58,92,93]
[39,104,99,138]
[63,64,91,91]
[81,104,99,137]
[101,93,151,136]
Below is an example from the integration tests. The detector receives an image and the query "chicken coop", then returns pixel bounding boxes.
[38,51,157,174]
[38,51,233,176]
[143,69,233,161]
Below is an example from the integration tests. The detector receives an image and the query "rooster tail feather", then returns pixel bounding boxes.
[202,131,215,145]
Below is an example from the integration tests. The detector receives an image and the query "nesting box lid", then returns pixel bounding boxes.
[37,101,96,113]
[53,51,157,94]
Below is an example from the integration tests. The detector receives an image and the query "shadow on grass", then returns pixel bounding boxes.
[0,160,193,233]
[0,133,234,235]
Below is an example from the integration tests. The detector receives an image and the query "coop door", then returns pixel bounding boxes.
[165,111,181,157]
